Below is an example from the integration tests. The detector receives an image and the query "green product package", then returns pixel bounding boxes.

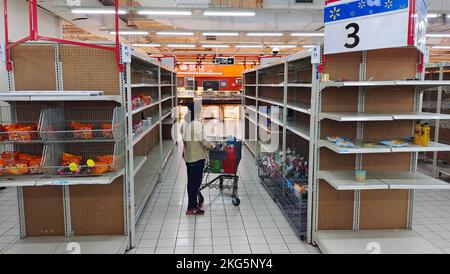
[211,160,223,173]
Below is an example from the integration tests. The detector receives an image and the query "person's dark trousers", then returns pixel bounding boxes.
[186,159,205,210]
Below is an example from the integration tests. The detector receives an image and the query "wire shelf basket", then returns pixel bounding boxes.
[0,106,42,143]
[42,139,125,177]
[258,161,308,239]
[40,107,125,142]
[0,144,45,178]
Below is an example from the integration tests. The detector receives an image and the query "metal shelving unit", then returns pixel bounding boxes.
[243,46,450,253]
[0,43,177,254]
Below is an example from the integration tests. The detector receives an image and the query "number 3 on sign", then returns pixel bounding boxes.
[345,23,360,49]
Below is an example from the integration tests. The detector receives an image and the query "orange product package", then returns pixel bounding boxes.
[96,155,114,172]
[6,161,29,176]
[90,161,110,175]
[0,124,6,141]
[70,121,94,139]
[139,94,151,105]
[1,151,19,165]
[62,152,82,166]
[101,123,113,138]
[0,159,4,176]
[5,124,36,142]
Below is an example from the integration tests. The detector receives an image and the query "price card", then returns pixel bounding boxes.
[0,43,5,63]
[311,46,321,64]
[122,44,132,63]
[324,0,428,55]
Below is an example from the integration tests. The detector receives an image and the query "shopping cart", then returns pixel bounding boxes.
[198,138,242,206]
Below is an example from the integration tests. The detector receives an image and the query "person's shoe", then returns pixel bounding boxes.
[186,208,205,216]
[198,203,204,209]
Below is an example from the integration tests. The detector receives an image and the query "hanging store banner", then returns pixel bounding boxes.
[324,0,428,55]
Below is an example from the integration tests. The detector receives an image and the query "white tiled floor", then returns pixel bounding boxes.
[1,149,450,253]
[128,145,319,254]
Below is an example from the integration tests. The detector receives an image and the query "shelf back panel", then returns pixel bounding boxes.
[10,45,57,91]
[69,178,125,235]
[366,48,419,81]
[23,186,65,237]
[60,45,120,96]
[323,52,361,81]
[360,189,409,229]
[318,180,354,230]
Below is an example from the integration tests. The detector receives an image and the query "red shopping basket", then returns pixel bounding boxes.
[223,146,237,174]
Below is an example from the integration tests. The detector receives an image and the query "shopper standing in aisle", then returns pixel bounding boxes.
[182,101,213,215]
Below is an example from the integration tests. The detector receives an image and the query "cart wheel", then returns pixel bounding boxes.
[198,193,204,204]
[232,197,240,206]
[300,235,305,241]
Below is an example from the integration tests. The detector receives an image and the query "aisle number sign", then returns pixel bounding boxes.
[324,0,428,55]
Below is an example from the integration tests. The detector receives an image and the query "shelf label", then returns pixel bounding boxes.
[0,43,5,63]
[324,0,428,54]
[122,44,132,63]
[311,46,321,64]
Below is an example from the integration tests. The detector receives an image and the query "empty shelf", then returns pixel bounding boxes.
[315,230,443,254]
[319,140,391,154]
[320,80,450,90]
[286,122,310,141]
[287,102,311,114]
[318,170,388,190]
[320,112,450,121]
[258,96,284,106]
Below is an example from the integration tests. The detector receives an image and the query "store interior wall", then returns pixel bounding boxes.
[0,0,62,92]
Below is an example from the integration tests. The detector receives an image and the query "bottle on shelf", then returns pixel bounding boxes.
[422,123,431,147]
[414,122,422,145]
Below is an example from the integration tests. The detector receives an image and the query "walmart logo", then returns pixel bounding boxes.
[329,7,341,20]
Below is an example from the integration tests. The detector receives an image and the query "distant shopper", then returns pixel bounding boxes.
[181,101,213,215]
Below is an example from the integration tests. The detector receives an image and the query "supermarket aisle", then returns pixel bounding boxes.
[129,144,320,254]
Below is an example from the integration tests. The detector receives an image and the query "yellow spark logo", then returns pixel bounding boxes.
[329,7,341,20]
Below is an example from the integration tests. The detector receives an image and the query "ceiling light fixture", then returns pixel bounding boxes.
[269,45,296,48]
[202,44,230,48]
[138,10,192,16]
[291,32,325,37]
[247,32,283,37]
[302,45,316,48]
[110,31,149,35]
[432,46,450,49]
[427,13,441,18]
[156,31,195,36]
[236,44,264,48]
[71,9,127,15]
[202,32,239,36]
[203,11,255,16]
[132,43,161,47]
[167,44,196,48]
[427,33,450,38]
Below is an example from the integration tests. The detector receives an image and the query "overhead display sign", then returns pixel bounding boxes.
[324,0,428,55]
[215,57,235,65]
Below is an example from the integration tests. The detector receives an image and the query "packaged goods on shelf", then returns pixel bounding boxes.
[260,148,308,184]
[70,122,94,139]
[0,124,39,142]
[0,151,43,176]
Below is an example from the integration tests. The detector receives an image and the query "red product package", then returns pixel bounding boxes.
[70,122,94,139]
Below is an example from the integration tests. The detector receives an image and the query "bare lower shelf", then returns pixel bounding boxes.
[0,92,121,103]
[318,170,450,190]
[319,140,450,154]
[286,102,311,114]
[0,170,125,187]
[286,121,310,141]
[315,230,443,254]
[2,235,128,254]
[258,96,284,107]
[320,112,450,121]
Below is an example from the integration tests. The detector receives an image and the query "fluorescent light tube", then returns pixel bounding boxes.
[247,32,283,37]
[432,46,450,49]
[167,44,196,48]
[71,9,127,14]
[269,45,296,48]
[202,44,229,48]
[236,45,264,48]
[110,31,149,35]
[202,32,239,36]
[302,45,316,48]
[156,31,194,36]
[427,33,450,38]
[291,32,325,37]
[203,11,255,16]
[138,10,192,16]
[132,43,160,47]
[427,13,440,18]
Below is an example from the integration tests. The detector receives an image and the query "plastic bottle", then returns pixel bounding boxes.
[414,122,422,145]
[422,123,431,147]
